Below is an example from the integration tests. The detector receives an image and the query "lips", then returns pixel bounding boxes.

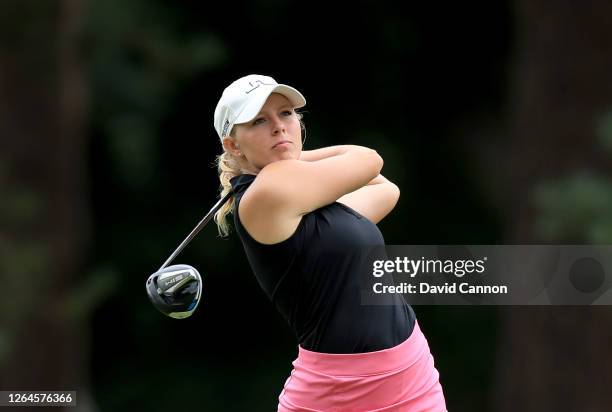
[272,140,292,148]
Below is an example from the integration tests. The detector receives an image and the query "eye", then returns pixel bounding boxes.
[281,110,293,117]
[252,117,265,126]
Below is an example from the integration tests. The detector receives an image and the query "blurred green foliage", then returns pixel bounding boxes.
[535,173,612,242]
[534,109,612,243]
[0,163,50,368]
[85,0,227,190]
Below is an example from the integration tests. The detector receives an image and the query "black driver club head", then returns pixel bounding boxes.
[146,264,203,319]
[146,191,233,319]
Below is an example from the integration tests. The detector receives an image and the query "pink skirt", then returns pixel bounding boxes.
[278,320,447,412]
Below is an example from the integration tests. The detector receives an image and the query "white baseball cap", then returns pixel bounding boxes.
[214,74,306,141]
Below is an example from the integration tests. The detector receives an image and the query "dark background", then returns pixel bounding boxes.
[2,0,612,411]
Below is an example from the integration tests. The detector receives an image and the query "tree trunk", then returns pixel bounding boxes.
[0,0,95,410]
[494,1,612,411]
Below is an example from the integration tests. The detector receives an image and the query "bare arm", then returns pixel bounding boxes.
[336,174,400,224]
[301,145,399,223]
[299,145,359,162]
[239,145,383,244]
[364,174,391,186]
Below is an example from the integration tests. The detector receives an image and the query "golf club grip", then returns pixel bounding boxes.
[159,190,234,271]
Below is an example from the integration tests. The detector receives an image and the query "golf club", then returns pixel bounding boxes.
[146,190,234,318]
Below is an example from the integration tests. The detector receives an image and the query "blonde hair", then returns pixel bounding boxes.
[213,111,305,238]
[213,149,241,238]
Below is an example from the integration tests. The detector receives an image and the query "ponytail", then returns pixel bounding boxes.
[213,151,241,237]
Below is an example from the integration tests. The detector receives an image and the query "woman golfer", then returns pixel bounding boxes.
[213,74,447,411]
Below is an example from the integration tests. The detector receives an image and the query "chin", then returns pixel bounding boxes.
[274,151,296,160]
[282,152,299,160]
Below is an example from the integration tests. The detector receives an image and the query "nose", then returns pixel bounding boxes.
[271,115,286,135]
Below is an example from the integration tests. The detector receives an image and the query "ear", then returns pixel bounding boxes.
[222,137,241,157]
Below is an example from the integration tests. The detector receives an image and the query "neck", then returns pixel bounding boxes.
[237,159,259,175]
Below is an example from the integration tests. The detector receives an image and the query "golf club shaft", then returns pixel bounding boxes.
[159,191,234,271]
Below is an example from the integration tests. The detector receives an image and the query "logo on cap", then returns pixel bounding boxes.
[222,119,230,137]
[246,79,275,94]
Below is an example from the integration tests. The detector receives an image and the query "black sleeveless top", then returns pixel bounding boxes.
[230,174,416,353]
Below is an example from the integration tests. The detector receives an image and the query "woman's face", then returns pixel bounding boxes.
[226,93,302,174]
